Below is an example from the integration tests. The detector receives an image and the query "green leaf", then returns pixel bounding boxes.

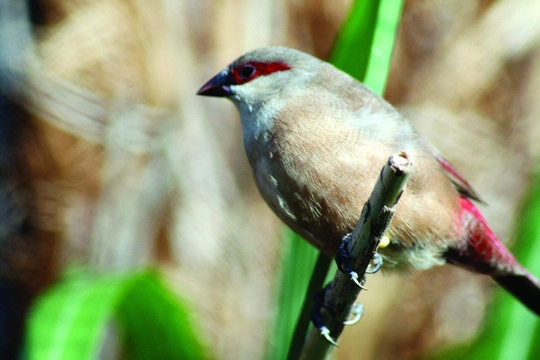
[329,0,380,81]
[266,229,321,360]
[26,269,209,360]
[266,0,404,358]
[330,0,404,94]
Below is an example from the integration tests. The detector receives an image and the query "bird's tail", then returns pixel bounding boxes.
[445,198,540,316]
[492,270,540,316]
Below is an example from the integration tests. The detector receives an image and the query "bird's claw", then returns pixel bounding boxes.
[343,302,364,326]
[349,271,368,290]
[366,253,383,274]
[320,326,339,347]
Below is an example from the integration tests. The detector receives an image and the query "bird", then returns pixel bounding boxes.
[197,46,540,316]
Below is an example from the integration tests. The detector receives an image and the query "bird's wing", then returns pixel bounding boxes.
[432,151,485,203]
[329,68,484,203]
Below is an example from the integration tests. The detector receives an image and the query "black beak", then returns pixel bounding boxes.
[197,71,233,97]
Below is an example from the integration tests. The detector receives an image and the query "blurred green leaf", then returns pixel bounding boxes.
[26,269,209,360]
[329,0,379,81]
[330,0,404,93]
[266,0,404,358]
[266,229,321,360]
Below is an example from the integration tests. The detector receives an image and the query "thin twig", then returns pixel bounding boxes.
[301,152,412,359]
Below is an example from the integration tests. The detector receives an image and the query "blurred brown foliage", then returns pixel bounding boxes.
[2,0,540,359]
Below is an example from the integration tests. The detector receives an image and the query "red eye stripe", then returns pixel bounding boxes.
[229,61,291,85]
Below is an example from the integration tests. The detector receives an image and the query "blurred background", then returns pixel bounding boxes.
[1,0,540,358]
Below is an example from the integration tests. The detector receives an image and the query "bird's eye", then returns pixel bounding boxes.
[239,64,256,79]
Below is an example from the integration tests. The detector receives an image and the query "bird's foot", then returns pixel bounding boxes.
[343,302,364,326]
[336,233,383,288]
[336,234,368,289]
[311,287,364,345]
[310,287,339,346]
[366,253,383,274]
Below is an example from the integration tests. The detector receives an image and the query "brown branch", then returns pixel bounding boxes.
[301,152,412,359]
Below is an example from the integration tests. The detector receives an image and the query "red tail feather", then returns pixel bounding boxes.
[445,198,540,315]
[445,198,519,274]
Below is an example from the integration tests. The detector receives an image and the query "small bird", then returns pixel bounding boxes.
[197,47,540,315]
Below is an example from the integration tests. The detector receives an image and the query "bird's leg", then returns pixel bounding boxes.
[310,286,339,346]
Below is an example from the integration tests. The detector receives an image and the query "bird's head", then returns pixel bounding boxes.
[197,47,321,111]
